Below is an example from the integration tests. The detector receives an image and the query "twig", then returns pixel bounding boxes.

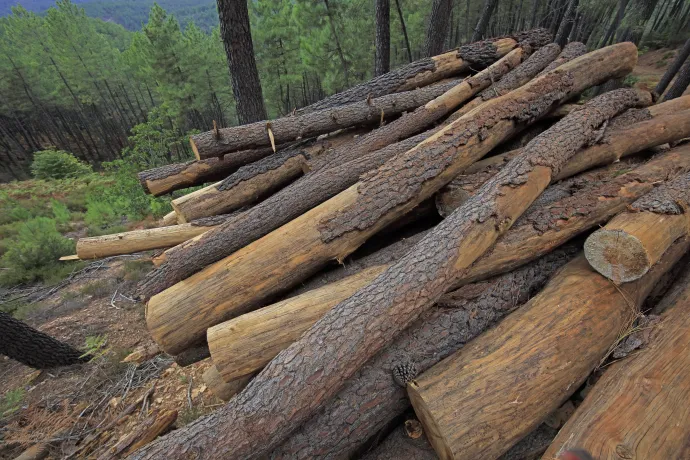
[187,376,194,410]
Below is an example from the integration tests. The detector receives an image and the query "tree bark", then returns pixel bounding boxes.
[584,171,690,283]
[472,0,501,41]
[656,40,690,95]
[105,410,177,458]
[138,49,527,299]
[554,0,579,47]
[408,239,689,460]
[600,0,630,47]
[295,29,551,114]
[663,57,690,101]
[375,0,391,76]
[190,80,459,159]
[543,263,690,460]
[539,41,587,74]
[0,311,87,369]
[133,85,644,459]
[424,0,454,57]
[216,0,266,124]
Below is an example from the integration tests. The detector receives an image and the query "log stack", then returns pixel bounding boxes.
[69,34,690,460]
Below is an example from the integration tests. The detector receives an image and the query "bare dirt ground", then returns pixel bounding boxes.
[1,45,688,459]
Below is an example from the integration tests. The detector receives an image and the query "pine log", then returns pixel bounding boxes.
[171,130,364,223]
[436,107,690,215]
[190,80,460,159]
[408,238,689,460]
[159,211,178,227]
[543,264,690,459]
[76,215,232,260]
[103,409,177,458]
[539,41,588,74]
[143,46,642,358]
[584,172,690,282]
[451,43,562,119]
[307,47,527,172]
[135,86,644,459]
[294,29,552,115]
[137,147,273,196]
[202,365,252,402]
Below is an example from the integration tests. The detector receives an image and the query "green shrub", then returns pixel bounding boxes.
[31,150,93,180]
[0,388,24,418]
[80,279,114,298]
[51,200,71,225]
[0,217,76,287]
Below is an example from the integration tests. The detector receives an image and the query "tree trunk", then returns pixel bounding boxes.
[138,49,527,299]
[269,149,690,459]
[190,80,459,159]
[394,0,413,63]
[216,0,267,124]
[105,410,177,458]
[76,215,232,259]
[584,171,690,283]
[375,0,391,76]
[408,239,688,460]
[424,0,454,57]
[295,29,551,114]
[323,0,350,86]
[472,0,500,41]
[663,57,690,101]
[543,263,690,460]
[539,41,587,74]
[554,0,579,47]
[600,0,630,47]
[0,311,87,369]
[133,86,644,459]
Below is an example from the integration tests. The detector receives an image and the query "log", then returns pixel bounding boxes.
[451,43,562,119]
[584,171,690,283]
[76,215,233,259]
[543,263,690,459]
[103,409,177,458]
[137,147,273,196]
[407,238,689,460]
[135,86,644,459]
[143,46,642,358]
[160,211,177,227]
[191,80,460,159]
[436,107,690,215]
[539,41,588,75]
[171,129,366,223]
[294,29,552,114]
[202,365,252,402]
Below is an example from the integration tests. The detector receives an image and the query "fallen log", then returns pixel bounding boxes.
[191,80,460,159]
[137,147,274,196]
[135,85,644,458]
[144,46,642,359]
[584,171,690,283]
[539,41,588,74]
[159,211,178,227]
[408,238,689,460]
[76,215,233,260]
[202,365,252,402]
[102,409,177,459]
[543,262,690,459]
[294,29,552,114]
[436,107,690,214]
[451,43,562,119]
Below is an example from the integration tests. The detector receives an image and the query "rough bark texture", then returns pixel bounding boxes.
[108,410,177,458]
[134,82,643,459]
[544,262,690,460]
[0,311,87,369]
[137,147,274,196]
[191,80,459,159]
[655,38,690,96]
[663,57,690,101]
[555,0,580,47]
[424,0,454,57]
[294,29,551,114]
[408,240,688,460]
[216,0,266,124]
[540,41,587,74]
[375,0,391,76]
[268,249,577,459]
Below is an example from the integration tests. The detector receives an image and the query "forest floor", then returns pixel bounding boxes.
[0,45,688,459]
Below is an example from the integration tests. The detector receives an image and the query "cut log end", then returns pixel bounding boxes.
[190,138,201,161]
[584,229,651,283]
[407,381,452,460]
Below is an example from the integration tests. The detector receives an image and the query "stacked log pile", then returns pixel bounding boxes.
[68,33,690,459]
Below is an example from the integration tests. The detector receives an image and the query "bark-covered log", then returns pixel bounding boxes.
[202,365,252,402]
[452,43,562,119]
[408,239,689,460]
[655,38,690,96]
[104,409,177,458]
[137,147,273,197]
[662,55,690,101]
[190,80,459,159]
[0,311,87,369]
[436,106,690,214]
[294,29,552,114]
[76,215,233,259]
[584,171,690,283]
[134,85,644,459]
[544,263,690,459]
[540,41,587,74]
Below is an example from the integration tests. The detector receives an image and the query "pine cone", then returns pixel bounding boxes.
[392,362,418,387]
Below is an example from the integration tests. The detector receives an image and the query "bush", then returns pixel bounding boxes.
[0,217,77,287]
[31,149,93,180]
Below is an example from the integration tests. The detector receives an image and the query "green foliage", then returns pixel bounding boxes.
[0,217,76,287]
[623,75,641,87]
[31,149,93,180]
[81,334,110,360]
[51,199,71,225]
[80,279,115,298]
[0,388,24,418]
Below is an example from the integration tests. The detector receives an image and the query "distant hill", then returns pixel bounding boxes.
[1,0,218,32]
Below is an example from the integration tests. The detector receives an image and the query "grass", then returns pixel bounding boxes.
[80,279,115,298]
[123,259,153,282]
[0,388,25,419]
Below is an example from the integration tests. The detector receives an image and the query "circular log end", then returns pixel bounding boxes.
[584,229,651,283]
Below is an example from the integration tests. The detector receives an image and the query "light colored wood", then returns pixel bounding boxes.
[544,265,690,460]
[59,254,80,261]
[208,265,387,382]
[584,211,689,283]
[201,365,252,402]
[106,410,177,458]
[408,241,688,460]
[76,223,219,259]
[160,211,178,227]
